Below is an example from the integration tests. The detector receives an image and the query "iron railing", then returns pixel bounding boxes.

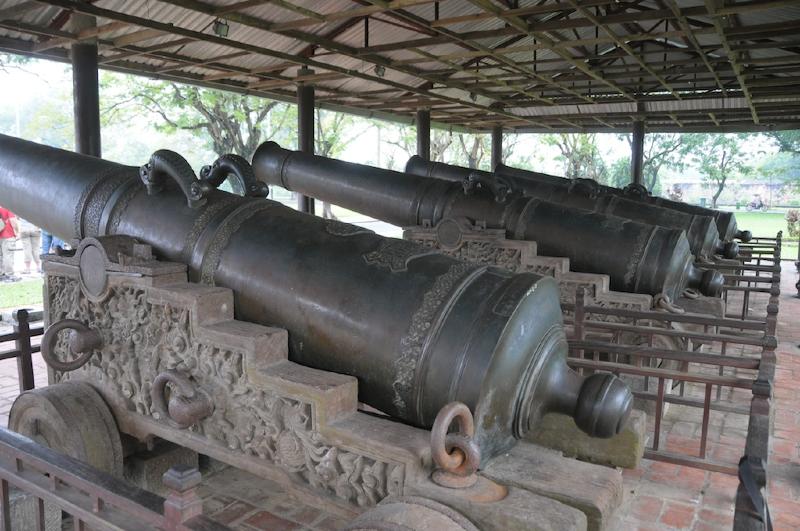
[0,427,229,530]
[0,309,43,394]
[563,232,781,531]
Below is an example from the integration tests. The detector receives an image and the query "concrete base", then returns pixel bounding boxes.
[483,441,624,531]
[124,440,198,496]
[409,476,587,531]
[529,411,646,470]
[9,488,60,530]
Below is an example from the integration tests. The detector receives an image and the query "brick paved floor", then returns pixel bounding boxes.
[0,265,796,530]
[606,267,800,531]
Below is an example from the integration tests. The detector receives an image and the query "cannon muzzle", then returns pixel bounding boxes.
[0,133,632,459]
[254,142,723,300]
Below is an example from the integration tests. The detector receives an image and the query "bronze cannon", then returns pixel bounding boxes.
[405,156,738,259]
[0,134,633,460]
[253,142,724,302]
[492,162,751,243]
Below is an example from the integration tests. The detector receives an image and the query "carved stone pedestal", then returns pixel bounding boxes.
[124,441,199,496]
[37,236,629,530]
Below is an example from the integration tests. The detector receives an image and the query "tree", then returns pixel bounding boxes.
[102,77,295,161]
[314,109,365,219]
[501,133,528,169]
[687,134,750,208]
[381,124,416,171]
[455,133,488,169]
[431,130,454,162]
[607,156,633,189]
[764,130,800,155]
[542,133,608,181]
[619,133,688,194]
[0,53,29,73]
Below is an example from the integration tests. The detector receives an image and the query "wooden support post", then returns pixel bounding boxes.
[297,70,315,215]
[71,15,101,157]
[630,120,645,186]
[13,309,33,393]
[162,465,203,529]
[491,126,503,171]
[416,109,430,160]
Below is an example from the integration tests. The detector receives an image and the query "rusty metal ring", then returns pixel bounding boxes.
[430,402,476,474]
[442,433,480,477]
[41,319,103,372]
[150,369,213,429]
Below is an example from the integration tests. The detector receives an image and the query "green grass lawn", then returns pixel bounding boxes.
[730,211,798,258]
[0,278,43,310]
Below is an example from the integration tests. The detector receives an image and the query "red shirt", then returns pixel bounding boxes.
[0,208,16,239]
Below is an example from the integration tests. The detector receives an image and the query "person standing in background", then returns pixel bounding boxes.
[0,207,20,282]
[18,219,41,274]
[41,231,63,255]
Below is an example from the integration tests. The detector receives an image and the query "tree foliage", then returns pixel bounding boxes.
[764,130,800,155]
[618,133,687,194]
[0,53,29,73]
[542,133,607,181]
[315,109,361,158]
[102,78,294,161]
[685,134,750,208]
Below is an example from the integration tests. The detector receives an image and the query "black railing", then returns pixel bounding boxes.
[0,428,229,530]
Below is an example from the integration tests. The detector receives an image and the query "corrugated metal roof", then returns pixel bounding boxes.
[0,0,798,132]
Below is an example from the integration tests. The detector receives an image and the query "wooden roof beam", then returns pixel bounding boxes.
[663,0,726,94]
[113,28,166,47]
[247,72,347,89]
[157,0,517,112]
[566,0,682,99]
[464,0,637,101]
[33,21,129,52]
[360,1,602,112]
[159,0,584,123]
[35,0,553,130]
[704,0,759,123]
[156,50,250,74]
[0,1,43,19]
[100,37,196,63]
[267,0,435,32]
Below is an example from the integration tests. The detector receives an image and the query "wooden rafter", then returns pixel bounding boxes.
[464,0,637,101]
[565,0,682,99]
[32,0,556,130]
[704,0,759,123]
[662,0,726,94]
[0,0,794,131]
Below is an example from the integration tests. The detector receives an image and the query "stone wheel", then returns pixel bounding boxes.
[9,382,123,476]
[344,496,479,531]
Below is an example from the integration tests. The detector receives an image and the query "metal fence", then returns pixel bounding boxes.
[0,428,229,530]
[563,232,781,530]
[0,310,230,530]
[0,309,43,394]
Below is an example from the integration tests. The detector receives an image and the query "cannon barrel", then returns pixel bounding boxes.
[493,162,750,243]
[406,157,737,259]
[0,133,633,459]
[254,142,723,301]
